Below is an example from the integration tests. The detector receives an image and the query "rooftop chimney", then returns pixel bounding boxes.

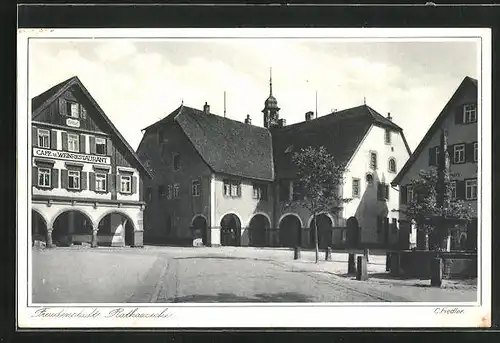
[245,114,252,124]
[203,102,210,114]
[305,111,314,122]
[387,112,392,121]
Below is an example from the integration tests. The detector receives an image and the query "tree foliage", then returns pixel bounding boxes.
[286,146,352,214]
[402,168,474,223]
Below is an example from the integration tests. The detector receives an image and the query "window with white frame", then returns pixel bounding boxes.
[68,170,80,189]
[454,144,465,163]
[253,183,268,200]
[474,142,478,162]
[465,179,477,200]
[95,173,107,192]
[352,178,360,198]
[173,183,180,198]
[38,168,51,187]
[223,179,241,197]
[370,151,378,170]
[192,180,200,196]
[67,133,79,152]
[38,129,50,148]
[388,158,397,173]
[463,104,477,123]
[95,137,106,155]
[120,175,132,193]
[68,102,80,118]
[449,181,457,200]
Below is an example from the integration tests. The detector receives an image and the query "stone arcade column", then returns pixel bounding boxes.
[91,225,98,248]
[46,228,54,248]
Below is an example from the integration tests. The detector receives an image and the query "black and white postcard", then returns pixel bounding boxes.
[17,28,491,328]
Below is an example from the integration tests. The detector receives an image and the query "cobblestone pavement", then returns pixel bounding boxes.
[31,245,478,304]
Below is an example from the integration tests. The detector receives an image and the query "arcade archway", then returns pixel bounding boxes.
[192,215,209,246]
[32,210,47,245]
[52,210,94,247]
[220,213,241,246]
[346,216,360,248]
[279,214,301,248]
[249,214,270,247]
[97,212,135,247]
[309,214,333,249]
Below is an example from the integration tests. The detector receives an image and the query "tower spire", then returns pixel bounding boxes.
[269,67,273,96]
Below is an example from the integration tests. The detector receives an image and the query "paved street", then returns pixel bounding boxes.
[32,246,477,304]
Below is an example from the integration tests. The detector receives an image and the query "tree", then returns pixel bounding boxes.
[401,131,474,251]
[285,146,351,263]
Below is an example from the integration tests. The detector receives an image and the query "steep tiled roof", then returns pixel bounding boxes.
[173,106,274,181]
[272,104,410,178]
[391,76,478,186]
[31,76,153,179]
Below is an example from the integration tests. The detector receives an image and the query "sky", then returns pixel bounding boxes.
[28,38,479,152]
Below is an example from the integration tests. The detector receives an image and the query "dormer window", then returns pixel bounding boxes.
[463,104,477,123]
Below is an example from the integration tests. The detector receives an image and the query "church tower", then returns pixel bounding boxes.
[262,68,281,129]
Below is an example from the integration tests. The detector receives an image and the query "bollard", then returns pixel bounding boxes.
[386,252,391,272]
[348,253,356,274]
[325,247,332,261]
[294,246,301,260]
[356,255,369,281]
[430,257,443,287]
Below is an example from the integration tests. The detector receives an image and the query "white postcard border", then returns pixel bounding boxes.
[17,28,492,328]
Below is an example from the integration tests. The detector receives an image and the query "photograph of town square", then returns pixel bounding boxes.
[29,38,479,304]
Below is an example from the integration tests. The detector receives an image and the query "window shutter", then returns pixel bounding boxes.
[447,144,453,164]
[108,173,115,193]
[51,168,59,189]
[58,98,67,116]
[456,180,465,200]
[106,138,113,156]
[89,172,95,191]
[61,169,68,189]
[50,130,57,149]
[116,175,121,193]
[80,106,87,119]
[429,147,435,166]
[32,166,38,186]
[132,176,137,194]
[465,142,474,163]
[401,185,407,204]
[89,136,96,154]
[61,132,68,151]
[106,173,111,192]
[81,171,88,190]
[32,127,38,147]
[79,134,86,153]
[377,182,382,200]
[455,105,463,124]
[237,182,241,197]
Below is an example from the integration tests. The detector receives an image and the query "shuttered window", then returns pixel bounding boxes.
[474,142,478,162]
[38,168,51,187]
[173,183,180,198]
[465,179,477,200]
[120,175,132,193]
[95,137,106,155]
[95,173,107,191]
[37,129,50,148]
[449,181,457,200]
[454,144,465,164]
[67,133,79,152]
[68,170,80,190]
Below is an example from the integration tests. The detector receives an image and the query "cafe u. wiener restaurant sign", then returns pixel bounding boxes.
[33,148,111,165]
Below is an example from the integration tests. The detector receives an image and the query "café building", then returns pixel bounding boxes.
[31,76,152,248]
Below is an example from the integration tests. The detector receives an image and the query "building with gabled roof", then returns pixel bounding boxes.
[137,73,412,249]
[31,76,152,248]
[391,76,478,251]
